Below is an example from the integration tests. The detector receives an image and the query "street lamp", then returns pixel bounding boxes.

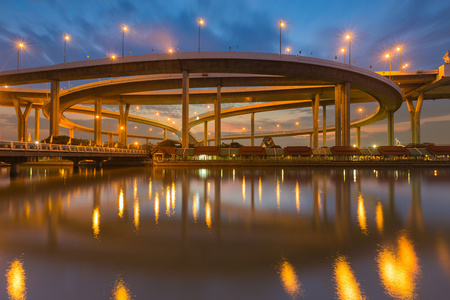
[168,48,173,53]
[341,48,345,63]
[345,34,351,65]
[122,25,127,58]
[358,108,363,119]
[396,46,402,71]
[279,21,285,55]
[17,43,24,70]
[385,53,392,80]
[402,63,409,71]
[64,34,69,64]
[198,19,204,53]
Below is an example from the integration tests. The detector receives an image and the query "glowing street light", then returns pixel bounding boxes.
[358,108,363,119]
[64,34,69,65]
[286,47,291,54]
[198,18,204,53]
[279,21,285,55]
[295,121,299,126]
[341,48,345,63]
[122,25,127,58]
[396,46,402,71]
[402,63,409,71]
[385,53,392,80]
[345,34,351,65]
[17,42,24,70]
[168,48,173,53]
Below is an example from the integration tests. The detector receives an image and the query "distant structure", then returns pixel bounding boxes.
[444,51,450,63]
[261,136,276,148]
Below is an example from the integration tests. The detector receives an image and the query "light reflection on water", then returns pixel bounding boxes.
[0,166,449,299]
[6,258,26,300]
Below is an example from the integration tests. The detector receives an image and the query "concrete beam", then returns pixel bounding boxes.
[50,80,60,137]
[334,85,342,146]
[312,93,319,148]
[94,98,102,146]
[215,84,221,146]
[322,105,327,147]
[356,127,361,147]
[182,70,189,148]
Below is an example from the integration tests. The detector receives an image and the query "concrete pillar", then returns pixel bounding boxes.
[204,121,208,146]
[310,134,313,148]
[415,92,424,144]
[387,111,394,146]
[181,70,189,148]
[406,98,416,144]
[251,112,255,146]
[356,127,361,147]
[163,129,167,140]
[34,108,40,142]
[109,133,114,146]
[50,80,60,137]
[118,102,130,146]
[94,98,102,146]
[334,85,342,146]
[215,84,221,147]
[13,100,32,142]
[69,128,74,138]
[322,105,327,147]
[342,82,351,146]
[312,94,320,148]
[146,138,149,146]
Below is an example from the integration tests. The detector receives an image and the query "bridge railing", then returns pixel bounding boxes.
[0,141,148,155]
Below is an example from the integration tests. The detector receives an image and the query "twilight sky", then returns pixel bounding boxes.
[1,0,450,146]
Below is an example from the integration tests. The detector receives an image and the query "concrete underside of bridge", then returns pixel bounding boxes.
[3,53,450,147]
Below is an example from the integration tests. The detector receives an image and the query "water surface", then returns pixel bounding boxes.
[0,166,449,299]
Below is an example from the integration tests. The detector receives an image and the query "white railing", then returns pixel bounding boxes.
[0,141,148,155]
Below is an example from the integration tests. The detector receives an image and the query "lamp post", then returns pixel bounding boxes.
[17,43,24,70]
[403,63,409,71]
[122,25,127,58]
[64,34,69,64]
[198,19,204,53]
[346,34,351,65]
[286,47,290,54]
[279,21,285,55]
[385,53,392,80]
[358,108,363,120]
[341,48,345,63]
[396,46,402,71]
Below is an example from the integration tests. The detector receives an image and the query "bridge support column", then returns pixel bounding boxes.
[322,105,327,147]
[13,100,32,142]
[406,92,424,145]
[309,134,313,148]
[251,112,255,146]
[356,127,361,148]
[118,102,130,146]
[204,121,208,146]
[69,128,74,138]
[50,80,60,137]
[35,108,40,142]
[181,70,190,148]
[334,84,342,146]
[215,84,221,147]
[312,93,320,148]
[342,82,351,146]
[387,110,395,146]
[109,133,114,146]
[94,98,102,146]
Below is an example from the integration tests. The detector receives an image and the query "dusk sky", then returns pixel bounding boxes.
[1,0,450,146]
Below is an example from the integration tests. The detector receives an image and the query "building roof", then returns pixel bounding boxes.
[153,147,176,155]
[330,146,362,155]
[378,146,411,156]
[239,146,266,155]
[426,145,450,155]
[284,146,313,156]
[193,146,221,155]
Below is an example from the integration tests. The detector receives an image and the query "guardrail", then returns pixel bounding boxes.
[0,141,148,155]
